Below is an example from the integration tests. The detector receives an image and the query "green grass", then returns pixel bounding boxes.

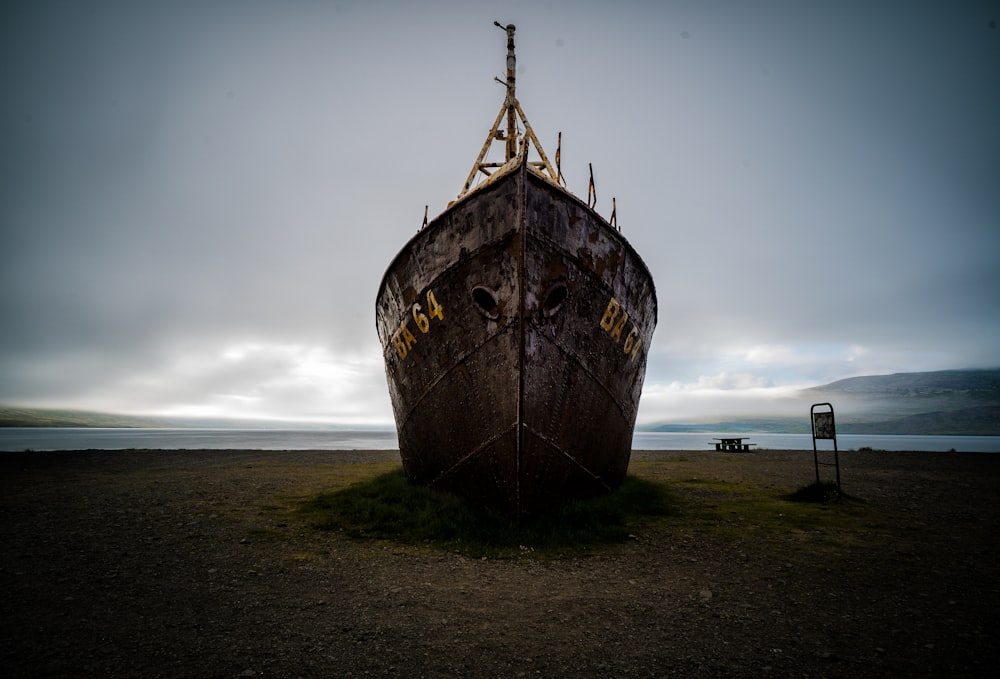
[287,460,888,561]
[297,469,676,559]
[662,475,876,558]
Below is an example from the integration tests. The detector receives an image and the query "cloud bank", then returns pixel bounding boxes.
[2,1,998,424]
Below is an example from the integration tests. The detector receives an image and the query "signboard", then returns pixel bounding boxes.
[810,402,841,491]
[812,411,836,439]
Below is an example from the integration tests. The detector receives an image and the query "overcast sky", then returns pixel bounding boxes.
[2,1,998,425]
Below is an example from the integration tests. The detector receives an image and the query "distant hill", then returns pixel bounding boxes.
[0,406,359,430]
[646,418,811,434]
[0,406,167,428]
[643,369,1000,436]
[802,369,1000,419]
[838,405,1000,436]
[804,369,1000,395]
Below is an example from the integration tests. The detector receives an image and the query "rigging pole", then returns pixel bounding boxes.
[459,22,559,199]
[499,22,517,161]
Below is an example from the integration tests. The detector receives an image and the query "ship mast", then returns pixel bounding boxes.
[459,22,559,198]
[501,21,517,162]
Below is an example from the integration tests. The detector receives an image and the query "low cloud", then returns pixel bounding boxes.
[637,376,814,425]
[37,341,395,425]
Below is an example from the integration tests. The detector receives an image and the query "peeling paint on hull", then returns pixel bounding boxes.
[376,160,657,518]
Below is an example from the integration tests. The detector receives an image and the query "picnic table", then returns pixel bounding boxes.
[710,437,754,451]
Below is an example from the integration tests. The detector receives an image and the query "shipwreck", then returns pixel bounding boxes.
[375,23,657,518]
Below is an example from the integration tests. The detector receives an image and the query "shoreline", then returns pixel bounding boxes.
[4,428,1000,454]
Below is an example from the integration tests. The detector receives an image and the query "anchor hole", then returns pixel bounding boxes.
[542,282,569,318]
[472,286,500,320]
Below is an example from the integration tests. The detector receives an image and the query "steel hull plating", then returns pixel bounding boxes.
[376,162,656,517]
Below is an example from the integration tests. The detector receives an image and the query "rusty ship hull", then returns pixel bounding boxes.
[376,158,657,518]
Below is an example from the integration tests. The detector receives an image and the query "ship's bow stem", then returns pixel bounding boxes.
[514,154,528,517]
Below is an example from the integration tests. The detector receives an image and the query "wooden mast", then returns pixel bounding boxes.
[459,23,559,198]
[501,22,517,162]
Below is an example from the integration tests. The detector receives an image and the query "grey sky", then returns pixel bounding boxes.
[2,1,998,424]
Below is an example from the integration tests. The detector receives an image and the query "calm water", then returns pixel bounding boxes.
[1,428,998,453]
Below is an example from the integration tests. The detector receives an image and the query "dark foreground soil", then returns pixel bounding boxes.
[2,448,998,678]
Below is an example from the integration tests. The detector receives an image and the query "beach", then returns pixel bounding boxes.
[2,448,998,677]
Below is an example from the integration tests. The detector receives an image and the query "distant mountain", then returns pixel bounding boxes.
[801,368,1000,425]
[642,369,1000,436]
[803,368,1000,400]
[838,405,1000,436]
[0,406,166,428]
[0,406,368,430]
[645,418,811,434]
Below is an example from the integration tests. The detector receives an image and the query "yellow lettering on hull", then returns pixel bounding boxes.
[390,289,445,361]
[599,297,645,362]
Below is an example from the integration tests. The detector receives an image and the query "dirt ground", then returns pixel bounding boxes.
[2,448,998,678]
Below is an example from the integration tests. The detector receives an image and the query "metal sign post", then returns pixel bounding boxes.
[811,402,841,491]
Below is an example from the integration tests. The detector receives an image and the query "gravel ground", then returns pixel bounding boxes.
[2,448,998,678]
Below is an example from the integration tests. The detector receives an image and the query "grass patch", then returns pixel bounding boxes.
[297,469,676,559]
[664,474,877,557]
[280,459,886,561]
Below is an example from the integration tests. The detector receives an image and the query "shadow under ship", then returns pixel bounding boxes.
[375,24,657,518]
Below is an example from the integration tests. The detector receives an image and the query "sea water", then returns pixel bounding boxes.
[1,428,998,453]
[633,431,1000,452]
